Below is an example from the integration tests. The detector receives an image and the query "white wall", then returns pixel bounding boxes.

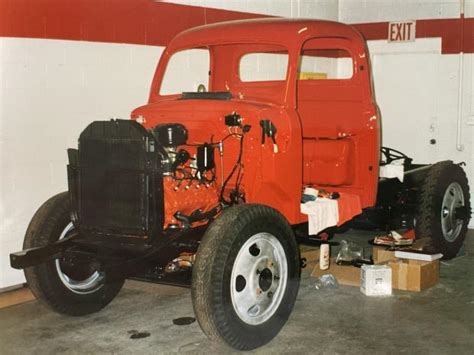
[0,38,162,288]
[165,0,339,19]
[339,0,463,23]
[339,0,474,22]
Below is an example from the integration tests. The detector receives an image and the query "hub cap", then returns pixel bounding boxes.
[55,222,105,294]
[230,233,288,325]
[441,182,465,242]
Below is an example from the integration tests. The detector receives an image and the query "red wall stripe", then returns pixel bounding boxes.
[0,0,267,46]
[0,0,472,54]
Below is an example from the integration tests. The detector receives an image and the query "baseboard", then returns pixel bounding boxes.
[0,286,35,309]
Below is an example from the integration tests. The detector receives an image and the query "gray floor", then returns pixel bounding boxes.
[1,230,473,354]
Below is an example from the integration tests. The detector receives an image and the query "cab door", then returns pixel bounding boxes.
[296,37,379,207]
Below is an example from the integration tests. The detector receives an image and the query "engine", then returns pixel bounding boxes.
[151,123,220,229]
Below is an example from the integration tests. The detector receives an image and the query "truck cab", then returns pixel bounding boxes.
[132,18,380,227]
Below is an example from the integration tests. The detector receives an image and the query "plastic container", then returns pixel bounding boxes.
[319,243,330,270]
[312,274,338,290]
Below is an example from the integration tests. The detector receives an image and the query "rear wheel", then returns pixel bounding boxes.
[192,204,300,350]
[415,162,471,259]
[24,192,124,316]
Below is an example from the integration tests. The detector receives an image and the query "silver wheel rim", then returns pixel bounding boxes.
[230,232,288,325]
[55,222,105,294]
[441,182,465,242]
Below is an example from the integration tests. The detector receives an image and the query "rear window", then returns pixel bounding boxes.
[239,48,288,82]
[299,48,353,80]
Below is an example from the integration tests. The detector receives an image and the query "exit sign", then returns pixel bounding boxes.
[388,21,416,42]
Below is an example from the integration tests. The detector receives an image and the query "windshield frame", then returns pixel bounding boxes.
[150,40,295,107]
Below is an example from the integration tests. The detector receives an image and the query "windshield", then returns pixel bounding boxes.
[158,43,289,105]
[160,48,210,95]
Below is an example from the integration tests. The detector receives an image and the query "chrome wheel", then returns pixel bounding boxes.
[230,232,288,325]
[55,222,105,294]
[441,182,465,242]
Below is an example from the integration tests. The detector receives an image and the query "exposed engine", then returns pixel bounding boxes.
[147,113,251,229]
[151,123,220,229]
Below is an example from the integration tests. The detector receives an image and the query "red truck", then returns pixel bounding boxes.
[11,19,471,350]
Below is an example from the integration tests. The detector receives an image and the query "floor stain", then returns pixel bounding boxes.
[128,330,151,339]
[173,317,196,325]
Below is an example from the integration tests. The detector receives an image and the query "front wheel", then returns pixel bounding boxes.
[192,204,300,350]
[24,192,124,316]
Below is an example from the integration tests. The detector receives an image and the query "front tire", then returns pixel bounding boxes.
[192,204,300,350]
[24,192,124,316]
[415,162,471,259]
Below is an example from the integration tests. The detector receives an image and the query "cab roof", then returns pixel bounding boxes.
[167,18,364,51]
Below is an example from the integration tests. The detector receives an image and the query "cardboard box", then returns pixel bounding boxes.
[301,247,320,268]
[388,259,439,292]
[311,257,361,287]
[374,247,440,291]
[373,247,396,264]
[360,265,392,296]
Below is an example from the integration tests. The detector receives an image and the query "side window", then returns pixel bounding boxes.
[299,46,353,81]
[239,51,288,82]
[160,48,210,95]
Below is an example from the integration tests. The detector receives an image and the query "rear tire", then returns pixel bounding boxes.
[415,162,471,259]
[191,204,300,350]
[24,192,124,316]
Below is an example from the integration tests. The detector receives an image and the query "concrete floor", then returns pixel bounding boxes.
[1,230,473,354]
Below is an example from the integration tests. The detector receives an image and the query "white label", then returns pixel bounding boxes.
[388,21,416,42]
